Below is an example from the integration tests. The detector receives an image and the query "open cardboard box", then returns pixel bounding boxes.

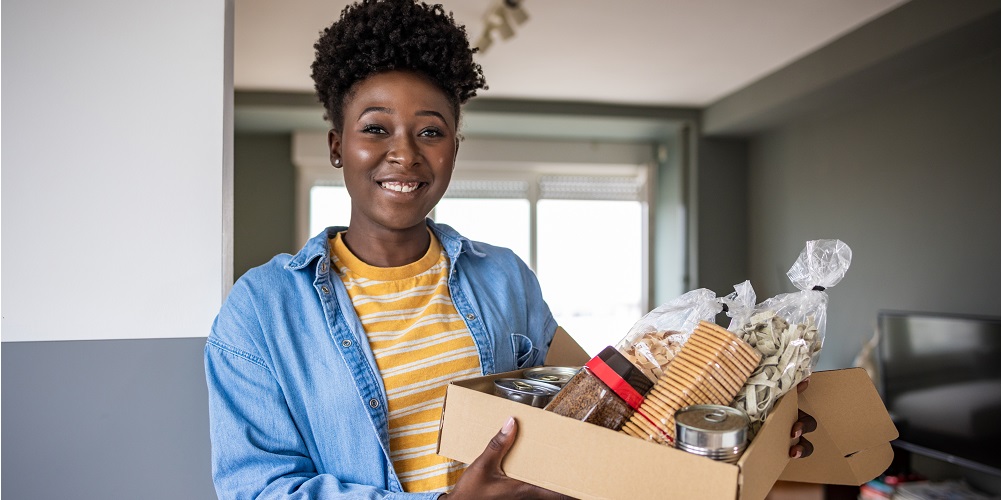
[437,329,898,500]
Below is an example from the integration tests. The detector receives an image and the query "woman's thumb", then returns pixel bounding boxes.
[478,416,517,471]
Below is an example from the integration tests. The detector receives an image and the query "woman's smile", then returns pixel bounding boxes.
[378,181,425,193]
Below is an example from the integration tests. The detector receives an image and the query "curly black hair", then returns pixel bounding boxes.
[311,0,488,131]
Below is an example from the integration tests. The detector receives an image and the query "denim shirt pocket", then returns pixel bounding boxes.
[510,333,539,369]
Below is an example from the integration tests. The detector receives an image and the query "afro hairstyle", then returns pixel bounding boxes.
[311,0,488,130]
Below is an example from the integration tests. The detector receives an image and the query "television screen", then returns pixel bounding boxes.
[877,310,1000,474]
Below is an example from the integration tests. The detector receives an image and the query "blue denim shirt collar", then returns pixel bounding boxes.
[284,218,485,273]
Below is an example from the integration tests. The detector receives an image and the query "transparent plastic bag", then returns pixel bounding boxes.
[729,239,852,432]
[615,289,723,382]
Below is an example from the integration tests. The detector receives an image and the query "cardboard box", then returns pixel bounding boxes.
[437,330,898,500]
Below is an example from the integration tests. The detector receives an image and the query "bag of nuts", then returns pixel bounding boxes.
[615,288,724,383]
[727,239,852,433]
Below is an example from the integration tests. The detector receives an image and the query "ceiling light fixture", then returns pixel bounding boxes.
[474,0,529,54]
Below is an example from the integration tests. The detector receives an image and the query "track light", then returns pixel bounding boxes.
[503,0,529,25]
[474,0,530,54]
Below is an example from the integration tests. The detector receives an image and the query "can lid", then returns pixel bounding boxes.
[676,405,749,431]
[494,378,561,397]
[523,366,580,385]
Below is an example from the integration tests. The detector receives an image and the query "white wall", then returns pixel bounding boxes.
[2,0,233,341]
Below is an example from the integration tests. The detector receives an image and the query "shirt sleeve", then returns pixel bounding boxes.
[205,287,441,500]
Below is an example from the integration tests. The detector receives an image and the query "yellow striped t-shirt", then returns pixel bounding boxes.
[331,230,482,493]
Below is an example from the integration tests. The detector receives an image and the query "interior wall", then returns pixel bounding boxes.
[1,0,231,342]
[234,132,297,279]
[695,137,750,298]
[746,48,1000,371]
[1,0,231,497]
[2,339,216,500]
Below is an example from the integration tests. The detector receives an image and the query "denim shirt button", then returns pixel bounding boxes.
[320,262,328,274]
[368,398,380,409]
[341,339,352,348]
[465,313,476,321]
[321,285,330,294]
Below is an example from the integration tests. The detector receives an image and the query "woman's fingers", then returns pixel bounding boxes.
[789,436,815,458]
[790,408,817,459]
[796,377,810,394]
[477,417,517,472]
[456,417,578,500]
[795,409,818,435]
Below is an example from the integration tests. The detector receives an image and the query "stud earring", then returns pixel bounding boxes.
[333,158,342,168]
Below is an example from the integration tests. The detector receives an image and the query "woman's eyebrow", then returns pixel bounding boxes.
[416,110,447,123]
[358,106,393,119]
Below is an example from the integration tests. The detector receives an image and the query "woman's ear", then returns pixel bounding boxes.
[453,137,460,171]
[328,129,343,168]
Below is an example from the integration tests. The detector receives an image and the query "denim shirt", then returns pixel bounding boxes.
[205,220,558,499]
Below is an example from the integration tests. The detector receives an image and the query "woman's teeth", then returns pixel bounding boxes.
[380,181,420,193]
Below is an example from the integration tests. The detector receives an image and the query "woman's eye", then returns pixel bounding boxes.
[419,128,443,138]
[361,125,386,134]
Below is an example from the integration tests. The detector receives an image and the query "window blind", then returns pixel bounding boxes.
[443,179,529,199]
[538,175,645,201]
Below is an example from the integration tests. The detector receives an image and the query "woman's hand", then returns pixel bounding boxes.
[789,378,817,458]
[442,417,575,500]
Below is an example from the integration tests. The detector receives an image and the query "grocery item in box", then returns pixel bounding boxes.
[544,346,653,431]
[621,321,761,446]
[728,239,852,433]
[615,288,723,382]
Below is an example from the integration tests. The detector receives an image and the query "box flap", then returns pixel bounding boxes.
[779,368,899,485]
[737,388,797,500]
[438,376,740,500]
[544,326,590,367]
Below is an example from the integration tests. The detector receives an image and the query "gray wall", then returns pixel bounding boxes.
[234,132,297,279]
[695,137,750,297]
[746,48,1000,371]
[2,339,217,500]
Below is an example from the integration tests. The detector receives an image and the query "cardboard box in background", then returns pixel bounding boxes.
[437,330,899,500]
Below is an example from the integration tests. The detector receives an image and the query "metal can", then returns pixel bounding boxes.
[523,366,580,388]
[674,404,750,464]
[494,378,561,408]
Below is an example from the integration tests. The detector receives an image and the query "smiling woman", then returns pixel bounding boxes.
[206,1,570,499]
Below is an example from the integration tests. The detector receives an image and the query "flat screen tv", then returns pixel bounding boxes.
[877,310,1000,476]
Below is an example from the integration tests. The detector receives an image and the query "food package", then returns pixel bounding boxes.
[545,347,654,431]
[615,289,724,382]
[621,321,761,449]
[728,239,852,433]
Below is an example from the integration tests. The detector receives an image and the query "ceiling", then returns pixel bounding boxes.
[234,0,909,108]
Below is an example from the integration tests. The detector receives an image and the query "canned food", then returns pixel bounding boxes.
[523,366,580,387]
[674,405,750,464]
[494,378,561,408]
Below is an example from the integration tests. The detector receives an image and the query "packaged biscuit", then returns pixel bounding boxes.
[615,289,724,383]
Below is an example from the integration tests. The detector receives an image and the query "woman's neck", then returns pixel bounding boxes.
[341,222,431,268]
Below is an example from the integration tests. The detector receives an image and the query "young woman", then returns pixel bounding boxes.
[206,1,814,498]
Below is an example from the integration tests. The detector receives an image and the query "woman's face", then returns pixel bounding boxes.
[328,70,458,235]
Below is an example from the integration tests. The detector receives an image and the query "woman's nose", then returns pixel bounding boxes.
[387,134,418,167]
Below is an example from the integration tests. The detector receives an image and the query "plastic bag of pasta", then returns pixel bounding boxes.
[615,288,723,383]
[729,239,852,432]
